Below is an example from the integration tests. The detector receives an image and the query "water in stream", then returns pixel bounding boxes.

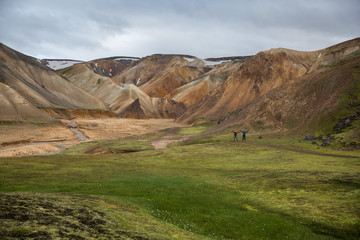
[70,120,88,141]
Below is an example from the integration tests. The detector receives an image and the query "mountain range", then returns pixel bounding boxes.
[1,38,359,138]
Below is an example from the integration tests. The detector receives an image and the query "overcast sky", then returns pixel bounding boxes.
[0,0,359,61]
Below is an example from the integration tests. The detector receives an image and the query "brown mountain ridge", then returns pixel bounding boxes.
[0,43,105,123]
[1,37,359,139]
[177,38,360,127]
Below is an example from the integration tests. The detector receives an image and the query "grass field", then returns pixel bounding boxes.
[0,125,359,239]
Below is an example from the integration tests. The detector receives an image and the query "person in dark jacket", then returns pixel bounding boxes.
[240,130,249,141]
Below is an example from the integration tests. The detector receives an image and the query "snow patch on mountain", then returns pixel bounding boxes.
[202,59,231,66]
[114,57,139,61]
[184,57,195,63]
[136,76,142,86]
[43,59,84,70]
[184,57,230,66]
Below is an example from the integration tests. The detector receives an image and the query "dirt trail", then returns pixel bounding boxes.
[152,128,192,150]
[244,141,360,158]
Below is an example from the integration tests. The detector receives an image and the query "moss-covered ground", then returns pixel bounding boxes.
[0,124,359,239]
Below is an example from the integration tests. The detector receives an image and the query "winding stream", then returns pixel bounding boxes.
[69,120,88,141]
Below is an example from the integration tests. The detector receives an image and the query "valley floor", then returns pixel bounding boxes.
[0,120,359,239]
[0,118,186,157]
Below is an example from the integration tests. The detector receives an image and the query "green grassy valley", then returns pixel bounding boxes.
[1,126,359,239]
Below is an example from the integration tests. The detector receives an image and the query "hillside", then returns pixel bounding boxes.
[40,57,140,74]
[167,59,247,106]
[178,38,360,124]
[84,56,140,77]
[214,49,360,135]
[112,54,210,97]
[59,64,186,118]
[0,44,106,123]
[0,82,55,123]
[1,38,359,127]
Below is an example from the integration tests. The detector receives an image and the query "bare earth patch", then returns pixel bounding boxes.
[0,124,76,146]
[74,118,186,141]
[0,144,61,158]
[151,128,192,150]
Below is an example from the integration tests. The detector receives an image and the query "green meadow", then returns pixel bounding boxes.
[0,126,359,239]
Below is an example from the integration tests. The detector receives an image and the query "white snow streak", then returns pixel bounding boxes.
[45,60,83,70]
[184,57,195,63]
[136,76,142,86]
[202,59,231,66]
[114,57,139,61]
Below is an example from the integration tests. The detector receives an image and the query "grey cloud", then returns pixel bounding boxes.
[0,0,130,58]
[0,0,359,60]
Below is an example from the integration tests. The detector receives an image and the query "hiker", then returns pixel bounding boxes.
[240,130,249,141]
[232,131,240,141]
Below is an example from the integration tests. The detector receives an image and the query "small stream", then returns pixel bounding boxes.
[69,120,88,141]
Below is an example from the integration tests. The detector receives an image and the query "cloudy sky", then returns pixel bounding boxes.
[0,0,359,60]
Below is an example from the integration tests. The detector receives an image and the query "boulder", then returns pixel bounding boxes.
[305,135,317,141]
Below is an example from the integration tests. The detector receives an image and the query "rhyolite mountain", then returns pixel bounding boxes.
[58,63,186,119]
[0,43,106,123]
[0,38,359,139]
[112,54,209,97]
[56,53,246,118]
[213,40,360,134]
[206,38,360,146]
[177,38,360,123]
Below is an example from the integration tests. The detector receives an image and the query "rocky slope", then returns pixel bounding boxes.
[210,38,360,136]
[167,59,247,106]
[178,38,360,124]
[0,82,55,123]
[1,38,359,128]
[0,44,106,123]
[59,63,186,118]
[84,56,140,77]
[112,54,210,97]
[58,64,124,107]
